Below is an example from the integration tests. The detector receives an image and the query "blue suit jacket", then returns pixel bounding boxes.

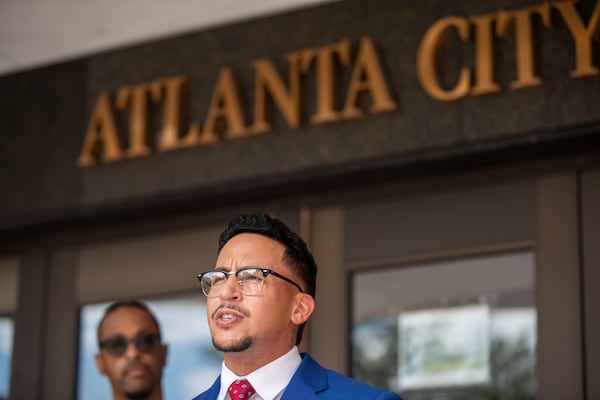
[192,353,404,400]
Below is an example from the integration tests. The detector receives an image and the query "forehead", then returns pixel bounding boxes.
[217,233,286,267]
[99,306,158,339]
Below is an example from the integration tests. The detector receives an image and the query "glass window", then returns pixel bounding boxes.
[352,251,536,400]
[77,294,221,400]
[0,317,14,400]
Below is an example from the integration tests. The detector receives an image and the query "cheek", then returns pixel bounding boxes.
[207,296,220,311]
[105,359,126,382]
[254,295,294,327]
[144,355,165,375]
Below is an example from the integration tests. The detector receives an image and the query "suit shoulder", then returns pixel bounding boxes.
[296,354,404,400]
[322,368,404,399]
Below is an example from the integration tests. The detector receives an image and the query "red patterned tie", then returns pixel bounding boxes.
[228,379,255,400]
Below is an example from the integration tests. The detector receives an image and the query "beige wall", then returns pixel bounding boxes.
[76,224,223,304]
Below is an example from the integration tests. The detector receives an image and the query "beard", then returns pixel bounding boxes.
[212,335,253,352]
[124,389,153,400]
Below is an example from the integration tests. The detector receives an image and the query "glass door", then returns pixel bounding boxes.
[352,252,536,400]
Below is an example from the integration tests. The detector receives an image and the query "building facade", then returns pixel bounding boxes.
[1,0,599,399]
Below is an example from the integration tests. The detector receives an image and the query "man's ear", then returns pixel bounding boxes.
[291,293,315,325]
[95,353,107,376]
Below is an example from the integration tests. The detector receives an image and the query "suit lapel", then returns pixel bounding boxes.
[192,376,221,400]
[280,354,328,400]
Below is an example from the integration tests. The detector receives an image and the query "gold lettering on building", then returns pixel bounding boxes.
[417,16,471,101]
[78,92,122,167]
[342,37,397,118]
[202,67,249,142]
[251,55,301,133]
[78,0,599,166]
[417,0,599,100]
[79,37,396,166]
[115,83,153,158]
[307,39,351,124]
[155,75,188,151]
[470,12,501,95]
[496,3,552,89]
[553,0,600,77]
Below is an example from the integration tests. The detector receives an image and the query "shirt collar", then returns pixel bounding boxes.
[219,346,302,400]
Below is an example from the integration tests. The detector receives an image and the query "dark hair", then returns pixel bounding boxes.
[96,299,161,346]
[218,212,318,345]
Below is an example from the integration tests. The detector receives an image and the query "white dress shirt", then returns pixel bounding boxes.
[217,346,302,400]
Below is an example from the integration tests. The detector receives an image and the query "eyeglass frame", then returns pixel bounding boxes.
[99,332,162,358]
[196,266,304,297]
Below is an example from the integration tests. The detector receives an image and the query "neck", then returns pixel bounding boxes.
[224,352,270,376]
[224,346,295,376]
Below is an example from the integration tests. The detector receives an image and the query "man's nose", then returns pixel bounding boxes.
[123,340,140,358]
[217,273,242,299]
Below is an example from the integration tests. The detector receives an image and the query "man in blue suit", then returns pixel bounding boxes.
[193,212,403,400]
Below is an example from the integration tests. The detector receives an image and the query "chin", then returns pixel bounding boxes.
[124,389,153,400]
[122,383,153,399]
[212,335,253,352]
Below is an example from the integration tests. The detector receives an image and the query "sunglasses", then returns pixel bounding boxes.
[99,333,161,358]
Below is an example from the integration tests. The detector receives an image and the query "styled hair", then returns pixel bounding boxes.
[96,299,161,346]
[218,212,318,345]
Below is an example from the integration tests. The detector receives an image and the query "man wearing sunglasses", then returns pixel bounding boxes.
[95,300,168,400]
[193,212,403,400]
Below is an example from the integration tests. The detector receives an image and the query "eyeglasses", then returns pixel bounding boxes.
[99,333,161,358]
[196,267,303,296]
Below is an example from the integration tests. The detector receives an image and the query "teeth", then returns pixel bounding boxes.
[222,314,233,320]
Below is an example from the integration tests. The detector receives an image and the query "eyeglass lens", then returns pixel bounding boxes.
[199,268,265,296]
[197,267,303,296]
[100,333,160,357]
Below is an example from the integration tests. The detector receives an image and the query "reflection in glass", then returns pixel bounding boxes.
[352,252,536,400]
[77,295,221,400]
[0,318,13,400]
[399,304,491,390]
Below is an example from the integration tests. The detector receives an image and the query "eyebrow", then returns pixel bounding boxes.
[214,266,260,272]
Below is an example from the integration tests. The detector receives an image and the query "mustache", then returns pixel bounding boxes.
[122,360,151,378]
[212,303,251,319]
